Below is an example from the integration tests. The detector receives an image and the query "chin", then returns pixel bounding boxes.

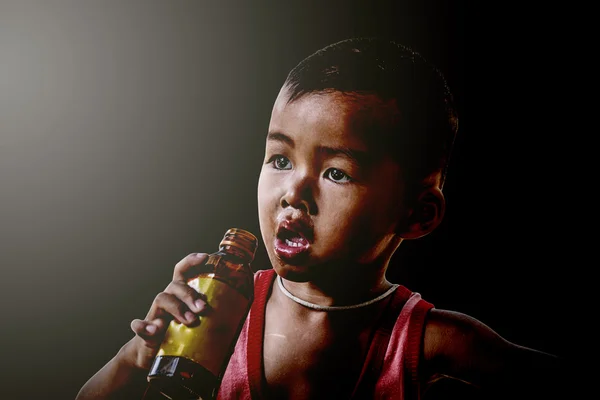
[268,254,314,282]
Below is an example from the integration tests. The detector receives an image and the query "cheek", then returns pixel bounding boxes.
[257,171,266,205]
[318,191,367,234]
[257,168,274,199]
[257,173,268,213]
[322,190,395,242]
[257,171,279,221]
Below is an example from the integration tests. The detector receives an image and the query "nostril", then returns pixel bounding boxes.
[280,183,314,214]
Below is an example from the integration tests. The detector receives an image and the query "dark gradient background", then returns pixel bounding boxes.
[0,1,571,399]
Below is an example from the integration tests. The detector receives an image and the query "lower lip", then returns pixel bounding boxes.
[274,237,310,260]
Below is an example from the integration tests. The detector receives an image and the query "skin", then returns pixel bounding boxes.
[76,89,563,400]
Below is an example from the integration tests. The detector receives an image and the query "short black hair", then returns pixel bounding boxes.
[283,37,458,189]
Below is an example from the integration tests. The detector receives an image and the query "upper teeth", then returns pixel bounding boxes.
[285,239,302,247]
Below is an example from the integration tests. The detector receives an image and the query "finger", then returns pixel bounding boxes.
[131,318,166,343]
[131,318,156,337]
[173,253,209,282]
[146,292,199,325]
[164,280,210,314]
[130,319,166,340]
[145,281,209,322]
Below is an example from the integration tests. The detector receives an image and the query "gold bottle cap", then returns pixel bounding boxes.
[219,228,258,261]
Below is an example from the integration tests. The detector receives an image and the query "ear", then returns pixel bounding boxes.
[397,187,446,240]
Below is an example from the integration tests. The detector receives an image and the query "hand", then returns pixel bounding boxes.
[128,252,211,370]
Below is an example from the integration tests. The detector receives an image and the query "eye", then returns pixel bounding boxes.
[325,168,351,183]
[269,155,292,170]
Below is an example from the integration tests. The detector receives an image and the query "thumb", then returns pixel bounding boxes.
[130,318,168,369]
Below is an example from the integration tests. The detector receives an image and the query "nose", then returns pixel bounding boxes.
[280,170,318,215]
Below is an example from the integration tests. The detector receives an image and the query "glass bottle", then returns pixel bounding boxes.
[147,228,258,399]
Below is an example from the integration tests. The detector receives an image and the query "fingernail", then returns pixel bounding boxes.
[195,299,205,311]
[196,253,204,258]
[145,324,157,334]
[185,311,196,322]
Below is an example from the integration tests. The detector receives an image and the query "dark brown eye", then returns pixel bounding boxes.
[273,156,292,170]
[326,168,350,183]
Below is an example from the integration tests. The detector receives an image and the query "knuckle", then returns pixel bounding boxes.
[169,281,195,301]
[184,252,201,263]
[181,253,197,265]
[153,292,164,303]
[153,291,171,305]
[182,283,200,301]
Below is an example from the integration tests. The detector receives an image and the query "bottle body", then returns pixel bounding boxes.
[147,229,257,400]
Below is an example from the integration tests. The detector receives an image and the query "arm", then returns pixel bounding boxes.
[76,338,150,400]
[76,253,210,400]
[422,309,565,399]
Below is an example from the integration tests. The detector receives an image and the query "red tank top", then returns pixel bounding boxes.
[218,269,433,400]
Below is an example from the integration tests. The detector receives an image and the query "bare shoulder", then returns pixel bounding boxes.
[421,309,565,398]
[423,309,512,364]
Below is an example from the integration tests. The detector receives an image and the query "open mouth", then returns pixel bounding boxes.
[279,227,309,247]
[274,220,312,260]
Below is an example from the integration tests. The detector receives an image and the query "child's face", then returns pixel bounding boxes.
[257,89,409,281]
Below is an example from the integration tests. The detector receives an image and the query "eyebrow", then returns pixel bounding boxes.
[267,131,371,166]
[267,131,295,147]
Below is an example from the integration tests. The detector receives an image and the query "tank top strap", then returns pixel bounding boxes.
[351,285,413,399]
[247,269,276,400]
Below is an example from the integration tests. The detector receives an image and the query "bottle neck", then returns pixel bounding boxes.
[219,244,252,263]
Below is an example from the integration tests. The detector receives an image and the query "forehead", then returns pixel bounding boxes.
[268,88,398,150]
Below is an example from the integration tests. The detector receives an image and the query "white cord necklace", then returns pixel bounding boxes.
[276,275,399,311]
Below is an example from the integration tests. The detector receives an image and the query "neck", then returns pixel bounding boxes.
[279,261,394,308]
[275,234,403,309]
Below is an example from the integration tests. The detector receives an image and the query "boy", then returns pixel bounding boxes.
[76,38,562,400]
